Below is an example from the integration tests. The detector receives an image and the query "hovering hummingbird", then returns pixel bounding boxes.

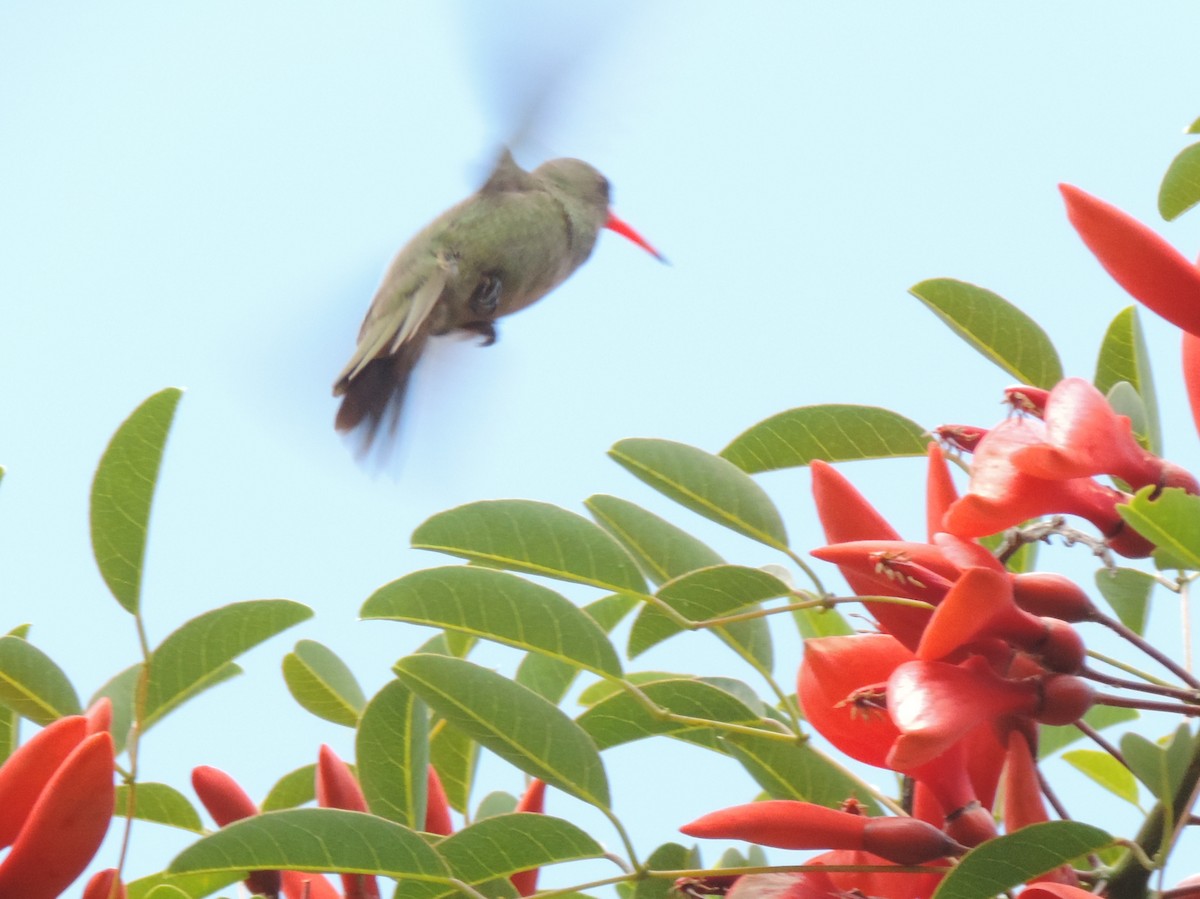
[332,149,663,451]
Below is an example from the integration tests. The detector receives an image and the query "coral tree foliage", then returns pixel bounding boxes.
[7,130,1200,899]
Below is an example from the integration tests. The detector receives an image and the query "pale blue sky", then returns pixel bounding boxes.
[4,3,1200,894]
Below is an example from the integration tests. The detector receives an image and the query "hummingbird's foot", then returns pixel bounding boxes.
[460,320,498,346]
[468,272,502,316]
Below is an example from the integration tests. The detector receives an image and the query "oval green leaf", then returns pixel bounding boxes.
[1094,306,1160,452]
[144,599,312,729]
[630,565,788,664]
[586,494,724,586]
[910,279,1063,389]
[930,821,1112,899]
[1117,487,1200,570]
[516,594,636,703]
[576,676,761,750]
[608,438,788,549]
[430,718,478,815]
[412,500,646,594]
[362,567,622,677]
[0,635,81,723]
[437,813,605,885]
[262,763,317,811]
[168,807,450,883]
[1062,749,1140,807]
[721,405,927,473]
[1160,141,1200,220]
[282,639,366,727]
[394,654,610,810]
[127,872,242,899]
[90,387,184,614]
[721,731,881,813]
[1094,567,1155,634]
[356,679,429,828]
[115,782,204,832]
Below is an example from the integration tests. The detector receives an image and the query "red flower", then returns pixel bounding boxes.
[680,800,961,866]
[1060,184,1200,338]
[0,717,115,899]
[424,765,454,836]
[509,779,548,897]
[1185,332,1200,442]
[317,745,381,899]
[192,766,283,899]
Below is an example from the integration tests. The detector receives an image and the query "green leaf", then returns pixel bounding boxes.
[412,500,646,594]
[435,813,605,887]
[115,782,204,832]
[168,808,450,883]
[262,763,317,811]
[1160,142,1200,220]
[576,676,762,750]
[931,821,1113,899]
[127,871,243,899]
[356,679,429,828]
[720,405,927,473]
[430,718,478,815]
[362,567,622,677]
[516,594,636,703]
[586,494,724,586]
[282,639,365,727]
[394,654,610,810]
[0,636,81,723]
[1062,749,1141,807]
[1117,487,1200,570]
[721,731,881,813]
[91,663,146,755]
[633,843,701,899]
[910,279,1063,388]
[1094,307,1161,452]
[475,790,518,819]
[608,439,788,549]
[630,565,786,667]
[1039,705,1138,758]
[1122,724,1195,812]
[1189,116,1200,135]
[89,387,183,614]
[144,599,312,729]
[1094,567,1155,634]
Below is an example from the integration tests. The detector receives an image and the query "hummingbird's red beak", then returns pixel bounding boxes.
[605,211,666,262]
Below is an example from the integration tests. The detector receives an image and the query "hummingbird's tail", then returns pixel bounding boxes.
[333,337,424,453]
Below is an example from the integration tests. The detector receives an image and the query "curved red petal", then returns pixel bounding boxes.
[1060,184,1200,337]
[0,715,87,848]
[0,732,115,899]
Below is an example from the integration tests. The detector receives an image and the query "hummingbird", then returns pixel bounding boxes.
[332,149,663,451]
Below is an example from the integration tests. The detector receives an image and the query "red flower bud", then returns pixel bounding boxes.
[191,766,281,898]
[316,746,379,899]
[1011,572,1096,623]
[424,765,454,836]
[1185,332,1200,442]
[282,871,342,899]
[0,715,88,848]
[510,780,548,896]
[0,732,115,899]
[1035,675,1095,726]
[82,868,126,899]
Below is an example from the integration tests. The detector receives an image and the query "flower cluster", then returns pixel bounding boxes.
[191,750,547,899]
[0,701,116,899]
[677,181,1200,898]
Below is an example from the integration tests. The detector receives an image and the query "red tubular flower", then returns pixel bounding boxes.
[1185,332,1200,442]
[943,417,1153,557]
[0,731,115,899]
[935,425,989,454]
[317,745,380,899]
[1060,183,1200,338]
[510,779,548,897]
[1010,378,1192,492]
[0,714,89,847]
[192,766,282,899]
[810,461,933,647]
[424,765,454,836]
[282,871,342,899]
[926,443,959,541]
[917,568,1085,672]
[1005,385,1050,417]
[680,800,960,866]
[82,868,126,899]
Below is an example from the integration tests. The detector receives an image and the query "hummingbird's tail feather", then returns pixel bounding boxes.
[333,335,425,453]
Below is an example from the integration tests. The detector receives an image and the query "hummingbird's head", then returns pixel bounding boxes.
[534,158,665,263]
